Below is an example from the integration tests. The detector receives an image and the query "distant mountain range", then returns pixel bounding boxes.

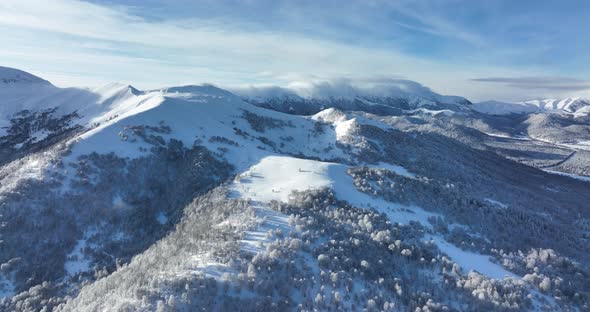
[473,97,590,116]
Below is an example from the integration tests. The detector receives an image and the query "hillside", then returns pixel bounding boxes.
[0,68,589,311]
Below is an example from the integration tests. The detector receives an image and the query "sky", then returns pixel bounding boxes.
[0,0,589,102]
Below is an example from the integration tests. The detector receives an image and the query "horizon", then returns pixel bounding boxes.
[5,65,590,105]
[1,0,589,102]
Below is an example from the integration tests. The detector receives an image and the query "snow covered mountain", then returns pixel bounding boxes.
[233,79,472,115]
[473,97,590,116]
[525,97,590,113]
[0,67,589,311]
[471,96,590,153]
[0,67,52,85]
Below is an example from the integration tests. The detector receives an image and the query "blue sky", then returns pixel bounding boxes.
[1,0,589,101]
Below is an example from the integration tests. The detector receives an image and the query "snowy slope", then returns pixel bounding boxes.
[229,155,514,281]
[0,66,50,85]
[0,67,156,139]
[67,88,350,169]
[524,97,590,113]
[1,67,586,311]
[311,108,358,141]
[231,156,431,222]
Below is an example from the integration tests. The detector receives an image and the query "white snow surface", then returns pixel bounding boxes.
[428,235,517,280]
[0,151,62,194]
[231,156,333,203]
[312,107,348,123]
[312,108,360,141]
[524,97,590,113]
[231,155,435,226]
[64,86,355,171]
[0,77,145,135]
[230,155,514,281]
[0,66,49,84]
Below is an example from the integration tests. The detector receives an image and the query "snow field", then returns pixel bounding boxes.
[230,155,515,280]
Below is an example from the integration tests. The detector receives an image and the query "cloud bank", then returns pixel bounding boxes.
[232,77,440,99]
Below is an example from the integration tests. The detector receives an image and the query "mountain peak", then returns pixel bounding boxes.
[0,66,51,85]
[93,82,141,98]
[161,84,235,97]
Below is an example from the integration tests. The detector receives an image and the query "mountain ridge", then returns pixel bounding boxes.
[0,67,589,311]
[0,66,51,85]
[473,97,590,116]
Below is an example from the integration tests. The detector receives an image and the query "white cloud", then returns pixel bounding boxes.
[0,1,431,85]
[0,0,586,102]
[383,0,485,46]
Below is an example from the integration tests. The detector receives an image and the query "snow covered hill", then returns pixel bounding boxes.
[0,67,589,311]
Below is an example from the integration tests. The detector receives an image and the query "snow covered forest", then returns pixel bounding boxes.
[0,66,589,311]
